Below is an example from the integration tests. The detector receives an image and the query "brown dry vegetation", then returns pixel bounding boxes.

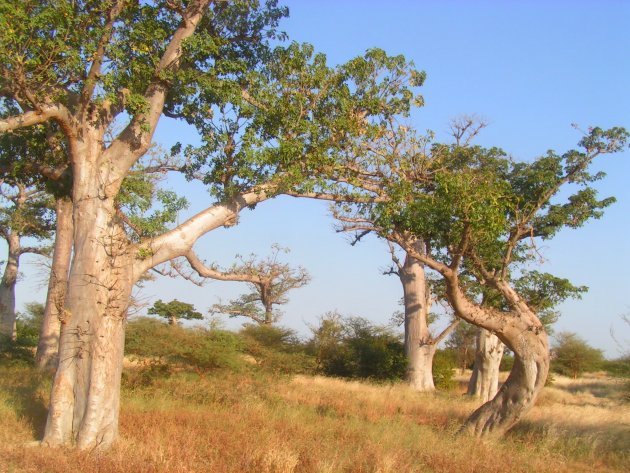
[1,364,628,473]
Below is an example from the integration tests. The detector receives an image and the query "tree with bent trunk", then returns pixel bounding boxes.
[467,272,585,402]
[209,245,310,325]
[0,1,422,449]
[334,120,628,436]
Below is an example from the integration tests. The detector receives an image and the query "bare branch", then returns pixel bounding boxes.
[433,318,461,346]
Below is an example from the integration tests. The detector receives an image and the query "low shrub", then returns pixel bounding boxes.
[239,324,316,375]
[311,316,406,381]
[125,317,244,376]
[432,349,456,390]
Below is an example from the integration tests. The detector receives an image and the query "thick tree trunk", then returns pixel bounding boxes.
[467,328,505,402]
[460,324,548,437]
[42,150,133,450]
[400,246,435,391]
[445,278,550,437]
[36,196,73,369]
[0,233,20,340]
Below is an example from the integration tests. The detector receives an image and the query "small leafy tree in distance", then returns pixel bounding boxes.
[552,332,604,378]
[148,299,203,326]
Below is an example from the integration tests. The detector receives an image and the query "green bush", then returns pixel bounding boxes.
[125,317,244,376]
[604,356,630,378]
[311,316,406,381]
[432,349,456,390]
[239,324,316,375]
[0,334,34,365]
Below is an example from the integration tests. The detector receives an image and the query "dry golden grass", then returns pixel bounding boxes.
[1,365,628,472]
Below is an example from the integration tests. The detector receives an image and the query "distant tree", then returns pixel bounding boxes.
[148,299,203,326]
[209,246,310,325]
[0,181,53,339]
[445,321,478,374]
[552,332,604,378]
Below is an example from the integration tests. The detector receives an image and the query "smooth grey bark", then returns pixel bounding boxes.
[42,157,132,449]
[396,242,459,392]
[36,196,73,369]
[467,328,505,402]
[0,232,20,340]
[400,246,435,391]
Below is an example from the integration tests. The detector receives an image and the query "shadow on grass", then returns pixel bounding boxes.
[0,364,50,439]
[557,381,618,398]
[507,415,630,467]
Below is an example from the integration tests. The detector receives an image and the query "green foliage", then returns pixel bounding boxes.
[604,356,630,379]
[445,322,477,372]
[338,124,628,337]
[310,314,406,381]
[0,181,54,243]
[125,317,243,379]
[552,332,604,378]
[15,302,44,347]
[0,0,288,116]
[432,349,456,390]
[0,302,44,365]
[239,324,316,375]
[117,156,189,242]
[0,334,34,365]
[514,271,587,332]
[500,353,515,372]
[148,299,203,325]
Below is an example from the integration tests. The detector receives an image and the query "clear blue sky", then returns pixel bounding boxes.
[12,1,630,356]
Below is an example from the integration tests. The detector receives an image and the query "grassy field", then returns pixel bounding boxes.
[0,364,628,473]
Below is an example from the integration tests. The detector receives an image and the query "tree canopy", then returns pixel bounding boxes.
[148,299,203,326]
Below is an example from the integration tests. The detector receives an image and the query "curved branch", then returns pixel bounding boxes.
[0,105,72,133]
[184,250,266,284]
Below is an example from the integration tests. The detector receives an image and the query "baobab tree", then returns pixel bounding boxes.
[388,243,459,392]
[0,122,72,367]
[340,231,458,391]
[0,180,53,339]
[0,1,422,449]
[334,119,628,436]
[209,245,310,325]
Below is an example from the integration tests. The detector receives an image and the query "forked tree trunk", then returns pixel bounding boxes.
[36,196,73,369]
[467,328,505,402]
[400,246,436,391]
[0,233,20,340]
[42,148,134,450]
